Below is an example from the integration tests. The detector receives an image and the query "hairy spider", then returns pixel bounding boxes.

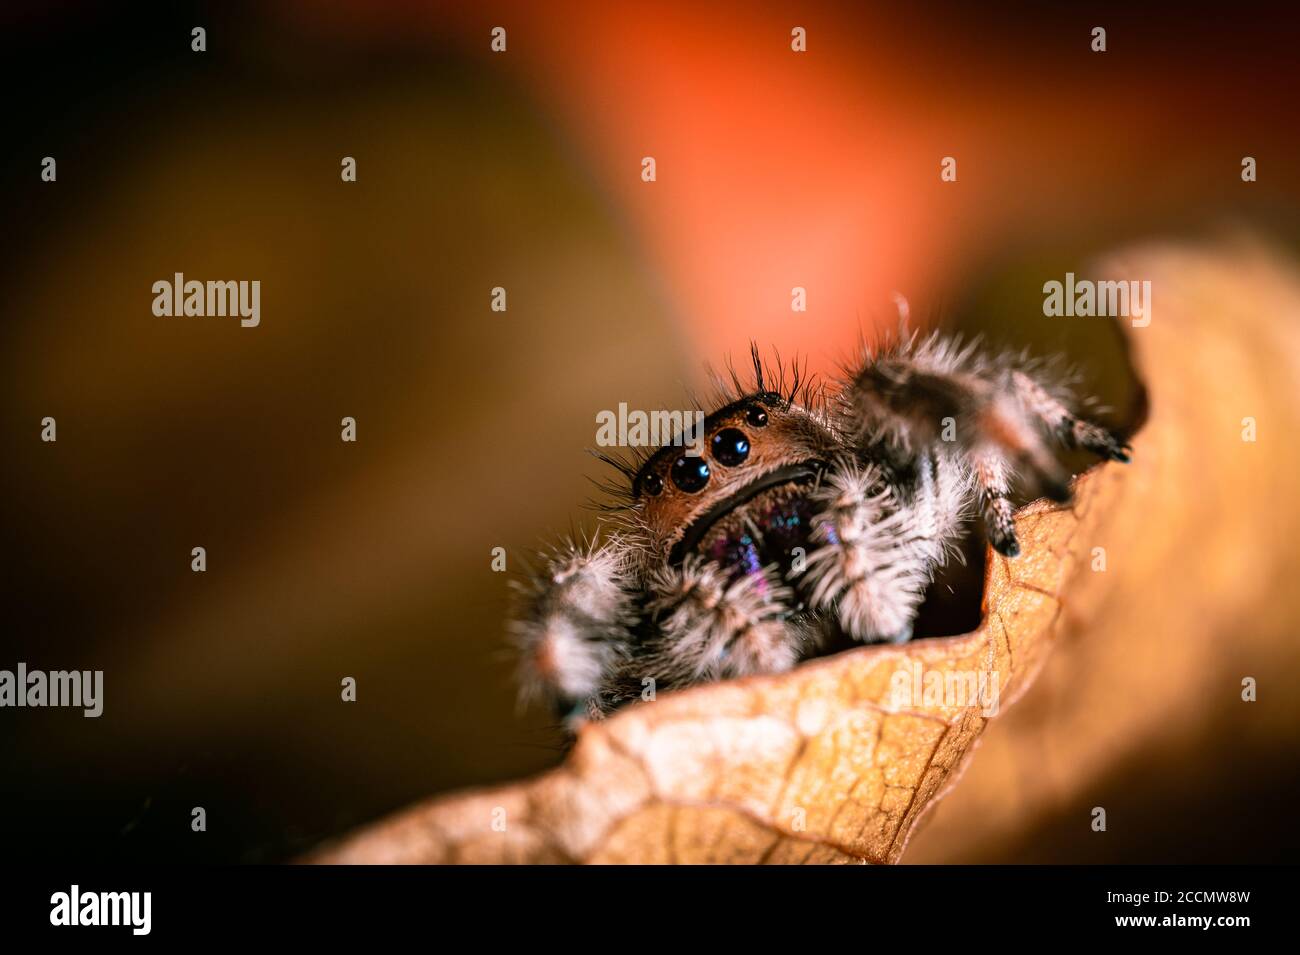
[510,323,1130,725]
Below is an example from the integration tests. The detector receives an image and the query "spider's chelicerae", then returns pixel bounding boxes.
[511,327,1130,725]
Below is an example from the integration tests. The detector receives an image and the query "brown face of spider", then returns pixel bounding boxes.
[631,393,841,570]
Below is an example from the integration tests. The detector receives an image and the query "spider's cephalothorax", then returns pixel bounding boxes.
[510,330,1130,725]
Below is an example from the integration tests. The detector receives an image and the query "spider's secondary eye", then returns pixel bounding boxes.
[640,473,663,497]
[670,455,710,492]
[746,406,769,428]
[710,428,750,466]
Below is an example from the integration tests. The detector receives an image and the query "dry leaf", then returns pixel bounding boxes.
[905,237,1300,862]
[310,238,1299,864]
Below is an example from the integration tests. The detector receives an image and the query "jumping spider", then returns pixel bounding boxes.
[511,327,1130,725]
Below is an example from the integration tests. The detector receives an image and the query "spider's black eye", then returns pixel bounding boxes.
[710,428,750,467]
[670,455,710,493]
[746,406,769,428]
[640,473,663,497]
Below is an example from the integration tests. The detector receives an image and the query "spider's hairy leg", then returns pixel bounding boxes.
[636,557,803,688]
[800,458,938,642]
[508,536,639,719]
[969,446,1019,557]
[845,345,1068,499]
[1010,369,1132,463]
[839,333,1130,555]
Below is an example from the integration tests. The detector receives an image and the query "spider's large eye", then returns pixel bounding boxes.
[670,455,710,492]
[710,428,750,467]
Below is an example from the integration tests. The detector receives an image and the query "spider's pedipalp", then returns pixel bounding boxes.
[800,458,936,642]
[640,557,802,685]
[508,536,638,713]
[914,446,974,566]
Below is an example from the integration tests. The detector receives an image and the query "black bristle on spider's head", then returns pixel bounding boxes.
[581,344,825,512]
[717,342,822,411]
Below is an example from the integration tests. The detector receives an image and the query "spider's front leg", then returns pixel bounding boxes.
[839,333,1131,557]
[508,537,639,722]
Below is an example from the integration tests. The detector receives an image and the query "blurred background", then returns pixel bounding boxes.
[1,1,1298,862]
